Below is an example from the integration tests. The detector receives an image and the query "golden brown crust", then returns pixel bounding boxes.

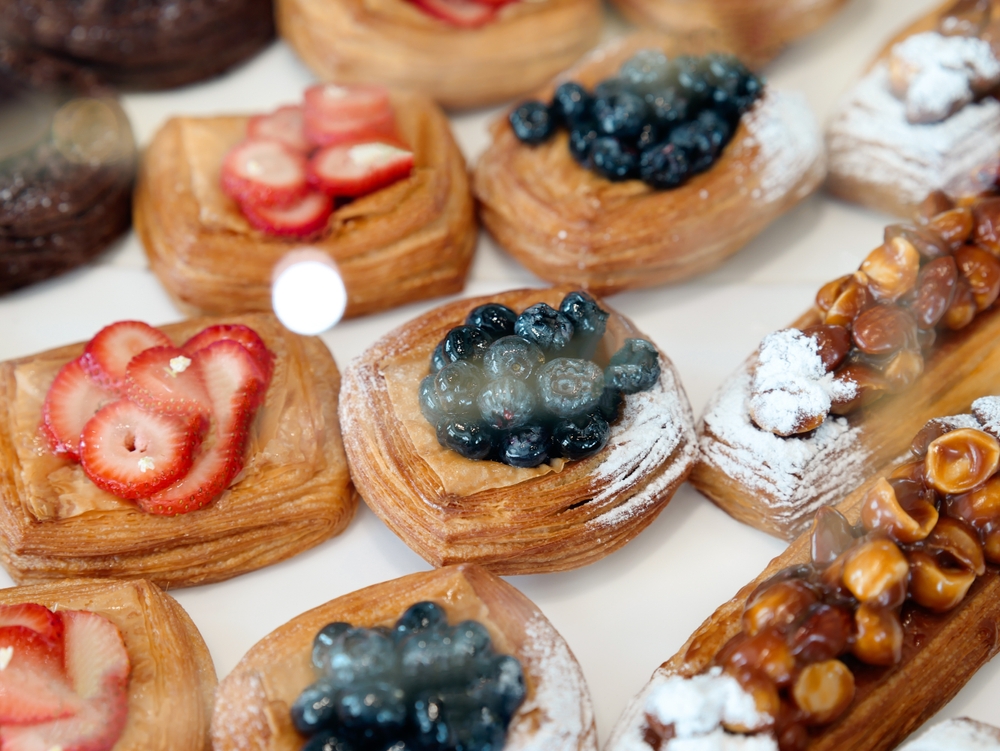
[605,470,1000,751]
[472,33,825,295]
[275,0,602,110]
[338,287,697,575]
[134,91,476,319]
[211,564,597,751]
[0,313,357,588]
[0,578,217,751]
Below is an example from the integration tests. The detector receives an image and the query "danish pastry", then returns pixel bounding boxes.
[900,718,1000,750]
[694,191,1000,540]
[338,288,696,575]
[0,577,216,751]
[134,88,475,319]
[473,33,825,294]
[274,0,601,109]
[826,0,1000,218]
[606,404,1000,750]
[212,564,597,751]
[0,313,356,587]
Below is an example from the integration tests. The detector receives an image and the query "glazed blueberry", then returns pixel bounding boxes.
[509,100,555,145]
[430,341,447,374]
[551,81,592,124]
[553,413,610,460]
[313,622,352,670]
[436,418,494,461]
[482,335,546,381]
[337,682,407,730]
[537,358,605,418]
[413,692,452,747]
[597,386,624,423]
[419,374,442,423]
[478,375,536,430]
[449,620,493,662]
[559,291,609,358]
[620,49,671,97]
[434,361,484,416]
[325,628,397,687]
[291,680,339,734]
[442,325,491,364]
[302,731,357,751]
[395,601,448,639]
[568,117,600,165]
[590,137,639,181]
[593,90,648,139]
[593,77,629,100]
[639,141,691,189]
[499,423,550,468]
[646,88,689,130]
[696,109,733,151]
[514,303,574,355]
[669,121,717,174]
[671,55,710,105]
[635,122,661,151]
[400,629,457,680]
[487,654,527,721]
[465,303,517,340]
[606,338,660,393]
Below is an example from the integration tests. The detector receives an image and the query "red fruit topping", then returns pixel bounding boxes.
[303,83,396,147]
[124,346,212,417]
[241,190,332,238]
[181,324,275,386]
[309,140,415,198]
[221,139,309,209]
[62,610,129,700]
[79,399,202,500]
[0,603,65,646]
[0,625,80,725]
[410,0,496,27]
[81,321,172,392]
[139,341,262,515]
[42,358,116,460]
[247,105,309,153]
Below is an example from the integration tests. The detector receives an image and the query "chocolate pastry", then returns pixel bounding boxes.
[0,42,134,295]
[0,0,274,89]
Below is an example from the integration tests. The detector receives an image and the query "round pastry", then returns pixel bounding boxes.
[212,564,597,751]
[274,0,602,109]
[134,87,476,319]
[339,288,697,575]
[0,0,274,89]
[0,577,216,751]
[0,313,356,588]
[473,33,825,295]
[606,0,850,68]
[0,42,134,296]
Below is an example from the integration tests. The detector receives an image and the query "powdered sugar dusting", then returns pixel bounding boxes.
[506,614,597,751]
[899,718,1000,751]
[826,62,1000,206]
[972,395,1000,437]
[749,329,856,436]
[646,667,772,737]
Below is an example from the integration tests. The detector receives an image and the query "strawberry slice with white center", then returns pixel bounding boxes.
[62,611,129,700]
[139,341,262,516]
[241,190,332,238]
[0,603,65,646]
[42,358,116,460]
[309,140,415,198]
[221,139,309,208]
[303,83,397,148]
[247,105,310,153]
[181,324,275,386]
[79,399,202,500]
[0,624,81,725]
[81,321,172,392]
[124,346,212,417]
[411,0,496,27]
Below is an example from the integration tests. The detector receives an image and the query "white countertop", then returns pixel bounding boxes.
[1,0,997,744]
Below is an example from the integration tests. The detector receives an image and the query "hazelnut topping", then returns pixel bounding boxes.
[909,256,958,329]
[885,223,950,261]
[810,507,855,567]
[954,244,1000,309]
[842,538,910,604]
[852,603,904,666]
[851,305,917,355]
[972,196,1000,255]
[916,190,956,223]
[907,549,977,612]
[743,579,818,637]
[801,325,851,372]
[860,239,920,303]
[924,428,1000,494]
[925,516,986,576]
[881,349,925,391]
[860,478,938,543]
[824,273,872,327]
[943,277,978,330]
[816,275,851,314]
[791,660,855,726]
[927,207,974,250]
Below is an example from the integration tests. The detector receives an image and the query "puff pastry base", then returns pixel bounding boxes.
[338,288,697,575]
[472,33,825,295]
[275,0,602,109]
[212,564,597,751]
[0,313,356,588]
[692,302,1000,541]
[134,91,475,319]
[605,466,1000,751]
[0,577,217,751]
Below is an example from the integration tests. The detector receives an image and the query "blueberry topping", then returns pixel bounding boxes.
[430,341,447,374]
[635,122,661,151]
[326,628,397,687]
[434,361,484,417]
[482,335,546,382]
[646,88,689,130]
[559,291,609,358]
[514,303,574,355]
[464,303,517,340]
[442,325,491,364]
[590,137,639,181]
[436,419,493,461]
[509,100,555,145]
[337,682,407,730]
[537,358,605,418]
[620,49,671,97]
[292,680,340,734]
[313,622,352,670]
[395,601,448,639]
[419,374,442,423]
[488,654,527,721]
[553,413,610,461]
[668,121,718,174]
[597,385,624,423]
[551,81,592,125]
[302,731,357,751]
[568,118,600,166]
[672,55,711,104]
[607,338,661,393]
[500,423,550,468]
[593,90,648,140]
[449,621,492,661]
[478,376,536,430]
[639,141,691,189]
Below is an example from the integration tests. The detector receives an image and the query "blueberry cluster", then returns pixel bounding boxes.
[508,50,763,189]
[293,602,526,751]
[420,291,660,468]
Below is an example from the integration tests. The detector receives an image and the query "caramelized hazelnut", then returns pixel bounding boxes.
[816,275,852,314]
[791,660,855,726]
[829,362,888,414]
[955,244,1000,310]
[842,538,909,604]
[852,603,904,666]
[972,196,1000,255]
[911,419,953,457]
[825,273,873,327]
[924,427,1000,495]
[927,207,974,250]
[916,190,956,224]
[743,579,819,637]
[907,549,977,612]
[885,223,950,261]
[811,507,856,567]
[881,349,925,391]
[908,256,958,329]
[721,629,796,687]
[860,478,938,543]
[983,525,1000,564]
[787,603,853,663]
[801,324,851,372]
[860,239,920,303]
[925,516,986,576]
[851,305,917,356]
[943,278,978,330]
[890,459,927,483]
[948,475,1000,525]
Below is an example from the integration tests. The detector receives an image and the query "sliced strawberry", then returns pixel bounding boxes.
[139,341,261,516]
[0,694,127,751]
[303,83,397,148]
[222,139,309,209]
[181,324,275,386]
[411,0,496,27]
[42,358,117,460]
[124,346,212,417]
[241,190,332,238]
[247,105,309,153]
[0,624,80,725]
[309,140,414,198]
[79,399,202,501]
[0,603,64,646]
[62,610,129,701]
[81,321,172,392]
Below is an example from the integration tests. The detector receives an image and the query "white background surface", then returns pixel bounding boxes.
[2,0,998,744]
